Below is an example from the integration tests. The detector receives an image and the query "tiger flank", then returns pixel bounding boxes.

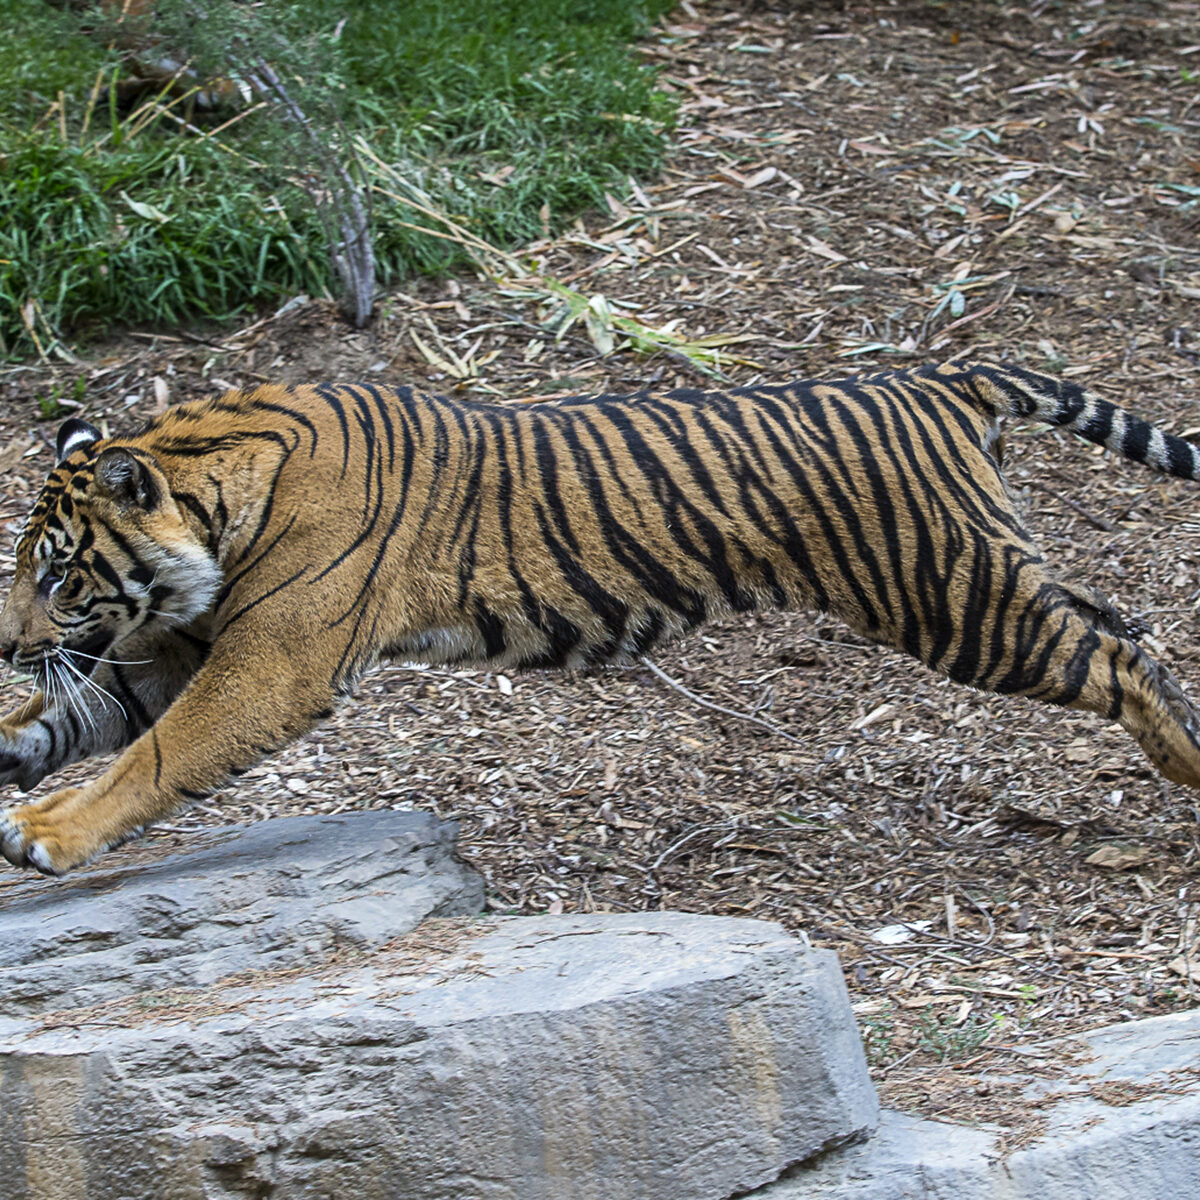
[1,360,1199,875]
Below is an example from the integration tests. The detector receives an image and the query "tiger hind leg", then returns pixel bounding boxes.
[971,574,1200,788]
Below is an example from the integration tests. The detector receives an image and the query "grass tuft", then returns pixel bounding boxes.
[0,0,676,359]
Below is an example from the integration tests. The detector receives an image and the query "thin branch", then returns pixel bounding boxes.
[244,56,375,327]
[1027,479,1117,531]
[638,656,802,744]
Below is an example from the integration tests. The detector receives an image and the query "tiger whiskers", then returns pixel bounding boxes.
[52,659,96,736]
[43,655,99,737]
[66,648,154,667]
[35,657,61,716]
[57,651,128,722]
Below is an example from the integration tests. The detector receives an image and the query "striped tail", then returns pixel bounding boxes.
[964,361,1200,481]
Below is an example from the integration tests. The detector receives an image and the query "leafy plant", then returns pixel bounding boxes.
[35,376,86,420]
[859,1010,898,1067]
[915,1009,1002,1062]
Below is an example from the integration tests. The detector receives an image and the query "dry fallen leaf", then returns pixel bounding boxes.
[0,437,32,474]
[870,920,933,945]
[806,235,848,263]
[850,703,894,732]
[742,166,778,189]
[1168,956,1200,982]
[1084,844,1153,870]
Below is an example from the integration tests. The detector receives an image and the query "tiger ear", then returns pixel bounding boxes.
[94,447,161,510]
[56,418,102,463]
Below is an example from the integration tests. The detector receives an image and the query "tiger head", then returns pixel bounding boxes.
[0,418,221,682]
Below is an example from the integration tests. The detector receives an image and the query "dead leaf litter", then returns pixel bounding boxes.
[2,0,1200,1128]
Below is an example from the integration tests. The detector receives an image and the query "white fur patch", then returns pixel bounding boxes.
[57,421,102,462]
[26,842,58,875]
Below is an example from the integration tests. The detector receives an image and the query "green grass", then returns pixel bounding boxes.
[0,0,676,359]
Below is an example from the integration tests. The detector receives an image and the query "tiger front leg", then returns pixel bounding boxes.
[0,630,336,875]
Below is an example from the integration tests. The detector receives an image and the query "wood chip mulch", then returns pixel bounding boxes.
[3,0,1200,1132]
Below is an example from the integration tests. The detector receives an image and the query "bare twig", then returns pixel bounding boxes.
[638,656,802,743]
[1027,480,1117,531]
[245,57,375,327]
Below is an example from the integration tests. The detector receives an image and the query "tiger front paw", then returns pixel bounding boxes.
[0,790,130,876]
[0,723,53,792]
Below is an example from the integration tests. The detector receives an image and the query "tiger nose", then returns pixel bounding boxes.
[0,605,18,664]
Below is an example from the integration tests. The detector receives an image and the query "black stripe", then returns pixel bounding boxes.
[556,414,708,625]
[109,664,154,736]
[316,384,353,478]
[1121,416,1152,463]
[1079,402,1115,445]
[1166,435,1198,480]
[217,512,298,609]
[472,596,507,657]
[363,383,398,471]
[221,566,309,629]
[250,396,321,459]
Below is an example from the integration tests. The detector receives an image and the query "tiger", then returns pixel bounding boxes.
[1,359,1199,876]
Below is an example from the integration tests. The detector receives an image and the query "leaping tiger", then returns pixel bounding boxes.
[1,359,1199,875]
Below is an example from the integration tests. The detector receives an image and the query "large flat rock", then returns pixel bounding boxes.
[0,811,487,1017]
[760,1008,1200,1200]
[0,816,877,1200]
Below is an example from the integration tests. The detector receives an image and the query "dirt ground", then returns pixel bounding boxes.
[3,0,1200,1126]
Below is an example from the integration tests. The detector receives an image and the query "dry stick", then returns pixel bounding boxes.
[356,141,523,272]
[876,1046,924,1077]
[638,656,802,744]
[868,928,1080,987]
[1027,480,1117,532]
[1182,901,1197,1002]
[650,822,736,872]
[246,57,375,328]
[361,147,742,382]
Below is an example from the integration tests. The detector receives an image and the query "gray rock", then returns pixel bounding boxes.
[1,896,878,1200]
[757,1008,1200,1200]
[0,811,486,1017]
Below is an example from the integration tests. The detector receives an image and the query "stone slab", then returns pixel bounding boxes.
[0,908,878,1200]
[0,811,487,1017]
[758,1008,1200,1199]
